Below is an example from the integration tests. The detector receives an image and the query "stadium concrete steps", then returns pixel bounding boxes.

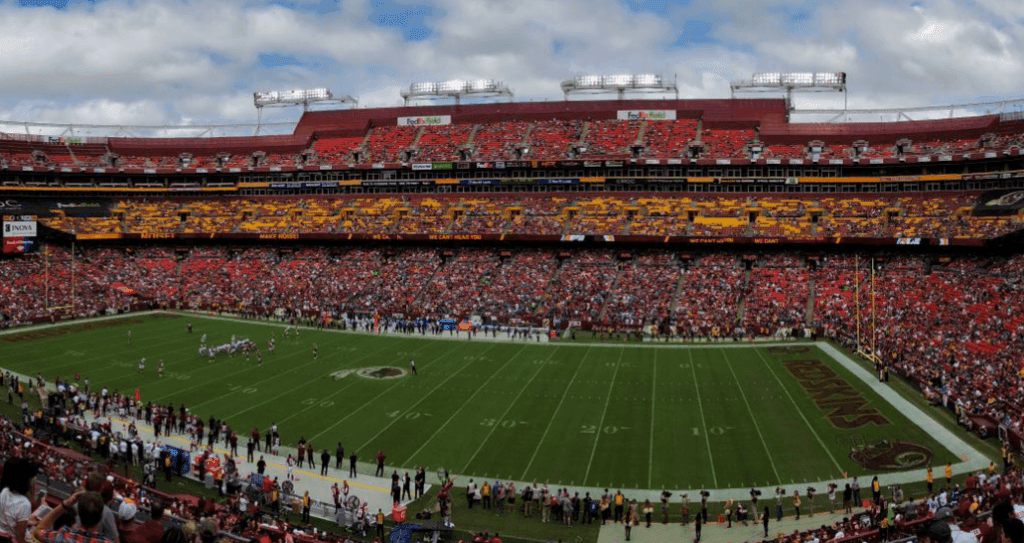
[806,277,816,325]
[412,126,425,146]
[520,123,534,148]
[578,121,590,149]
[596,267,624,322]
[736,269,750,322]
[635,119,648,145]
[667,267,687,316]
[535,265,562,317]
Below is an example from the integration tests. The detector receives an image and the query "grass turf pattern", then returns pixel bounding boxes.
[4,312,958,491]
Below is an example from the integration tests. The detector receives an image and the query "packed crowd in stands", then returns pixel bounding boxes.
[37,192,1024,240]
[9,120,1020,169]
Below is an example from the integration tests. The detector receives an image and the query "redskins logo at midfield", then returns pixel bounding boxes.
[850,440,933,470]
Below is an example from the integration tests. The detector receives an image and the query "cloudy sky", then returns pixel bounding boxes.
[0,0,1022,134]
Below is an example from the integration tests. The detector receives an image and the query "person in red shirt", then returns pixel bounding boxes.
[125,503,165,543]
[375,450,386,477]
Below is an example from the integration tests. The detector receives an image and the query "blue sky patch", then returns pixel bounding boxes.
[368,0,437,41]
[672,19,715,47]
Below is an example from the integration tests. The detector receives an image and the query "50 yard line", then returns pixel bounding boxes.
[582,347,624,486]
[688,349,718,487]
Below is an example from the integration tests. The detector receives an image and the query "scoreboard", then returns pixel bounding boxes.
[2,215,37,254]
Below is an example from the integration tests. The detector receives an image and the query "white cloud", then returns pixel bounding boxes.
[0,0,1022,130]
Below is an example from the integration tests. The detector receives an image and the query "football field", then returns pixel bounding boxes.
[4,312,959,491]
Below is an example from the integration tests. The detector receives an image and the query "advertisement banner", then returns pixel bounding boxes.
[432,162,453,170]
[411,163,433,170]
[397,115,452,126]
[2,220,37,238]
[616,110,677,121]
[268,181,339,189]
[536,178,579,185]
[2,236,34,254]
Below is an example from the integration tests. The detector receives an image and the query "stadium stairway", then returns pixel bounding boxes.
[635,119,648,146]
[578,121,590,150]
[595,266,624,323]
[806,276,816,325]
[667,267,687,317]
[520,123,534,149]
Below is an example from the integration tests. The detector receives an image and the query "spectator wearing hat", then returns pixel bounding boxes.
[916,507,954,543]
[197,519,219,543]
[116,502,138,542]
[125,503,165,543]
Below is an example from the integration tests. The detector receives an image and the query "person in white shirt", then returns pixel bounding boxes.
[0,458,40,543]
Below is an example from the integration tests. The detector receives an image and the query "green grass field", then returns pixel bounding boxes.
[3,312,958,491]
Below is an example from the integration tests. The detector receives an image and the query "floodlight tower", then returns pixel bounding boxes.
[252,88,357,134]
[559,74,679,100]
[400,79,513,106]
[730,72,847,111]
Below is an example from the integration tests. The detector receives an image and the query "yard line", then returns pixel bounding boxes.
[519,346,588,480]
[354,343,501,452]
[309,341,469,443]
[582,347,624,486]
[754,347,844,474]
[648,349,657,488]
[460,346,555,474]
[406,344,529,467]
[185,340,371,410]
[721,348,782,483]
[243,339,432,424]
[688,349,718,487]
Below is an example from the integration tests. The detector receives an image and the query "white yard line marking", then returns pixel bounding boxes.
[354,343,501,452]
[264,341,434,425]
[519,346,587,480]
[407,344,529,467]
[460,346,555,474]
[582,347,624,485]
[689,349,718,487]
[648,349,657,488]
[754,348,844,475]
[309,341,468,443]
[721,348,781,483]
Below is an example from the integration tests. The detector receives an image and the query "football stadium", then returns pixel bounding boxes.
[2,3,1024,543]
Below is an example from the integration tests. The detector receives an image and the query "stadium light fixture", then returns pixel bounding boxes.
[252,87,357,135]
[400,79,513,105]
[730,71,847,110]
[560,73,679,100]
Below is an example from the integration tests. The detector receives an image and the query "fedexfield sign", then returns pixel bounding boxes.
[397,115,452,126]
[616,110,676,121]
